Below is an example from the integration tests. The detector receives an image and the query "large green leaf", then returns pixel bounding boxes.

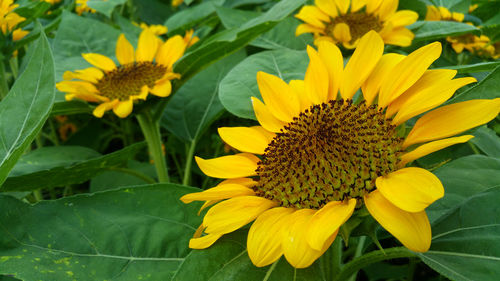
[52,11,119,81]
[0,184,202,281]
[470,126,500,158]
[1,143,145,192]
[447,66,500,103]
[174,0,306,85]
[219,48,308,119]
[165,0,224,34]
[51,100,92,116]
[172,230,324,281]
[411,21,480,41]
[0,30,55,186]
[428,155,500,221]
[438,61,500,74]
[161,51,246,142]
[87,0,127,17]
[418,187,500,281]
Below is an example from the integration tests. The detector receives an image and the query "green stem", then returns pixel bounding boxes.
[334,247,415,281]
[321,237,343,281]
[347,236,366,281]
[0,60,9,99]
[107,167,156,184]
[468,142,481,155]
[9,56,18,79]
[407,257,418,281]
[182,140,196,186]
[137,111,169,183]
[33,190,43,201]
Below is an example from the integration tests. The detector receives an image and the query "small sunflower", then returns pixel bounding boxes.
[181,31,500,268]
[0,0,29,41]
[172,0,183,8]
[138,23,168,36]
[425,5,494,56]
[295,0,418,49]
[56,29,189,118]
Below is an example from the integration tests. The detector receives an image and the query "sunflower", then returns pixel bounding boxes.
[75,0,95,15]
[295,0,418,49]
[425,5,494,56]
[180,31,500,268]
[56,29,190,118]
[0,0,29,41]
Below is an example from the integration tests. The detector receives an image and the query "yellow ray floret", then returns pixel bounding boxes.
[181,31,499,268]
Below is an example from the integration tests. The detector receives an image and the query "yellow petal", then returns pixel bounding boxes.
[282,209,333,268]
[150,79,172,97]
[203,196,277,234]
[116,34,135,65]
[400,135,474,166]
[247,207,294,267]
[341,31,384,100]
[318,40,343,100]
[296,24,324,36]
[93,100,119,118]
[351,0,367,12]
[56,80,98,94]
[113,99,134,118]
[376,0,398,20]
[180,184,255,204]
[305,45,330,104]
[156,35,186,69]
[438,6,451,20]
[386,10,418,27]
[82,53,116,72]
[392,76,477,125]
[63,67,103,83]
[189,233,222,249]
[361,53,405,105]
[364,190,431,252]
[403,99,500,148]
[376,167,444,213]
[218,126,274,155]
[333,22,351,43]
[251,97,287,133]
[289,80,312,112]
[315,0,338,17]
[195,153,260,179]
[425,6,440,21]
[306,199,356,251]
[334,0,350,14]
[366,0,383,13]
[136,29,159,62]
[378,42,442,108]
[256,71,301,122]
[219,177,258,187]
[295,6,329,29]
[381,27,415,47]
[451,12,464,22]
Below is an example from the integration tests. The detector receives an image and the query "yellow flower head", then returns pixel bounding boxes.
[56,29,191,118]
[181,31,500,268]
[0,0,28,41]
[295,0,418,49]
[425,6,465,22]
[139,23,168,36]
[75,0,96,15]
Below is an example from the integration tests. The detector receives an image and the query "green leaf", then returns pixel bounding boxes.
[1,143,145,192]
[470,126,500,158]
[447,66,500,103]
[87,0,127,17]
[418,187,500,281]
[0,184,202,281]
[51,100,92,116]
[132,0,173,25]
[172,230,324,281]
[174,0,307,85]
[428,155,500,221]
[165,0,224,34]
[161,51,246,142]
[90,160,156,192]
[398,0,427,19]
[52,11,119,82]
[0,29,55,187]
[438,61,500,74]
[411,21,480,41]
[219,48,308,119]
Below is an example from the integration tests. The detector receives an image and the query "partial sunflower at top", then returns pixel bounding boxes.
[295,0,418,49]
[0,0,29,42]
[56,29,194,118]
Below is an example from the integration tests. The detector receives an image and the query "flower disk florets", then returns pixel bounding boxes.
[255,99,404,209]
[328,13,383,43]
[96,62,167,100]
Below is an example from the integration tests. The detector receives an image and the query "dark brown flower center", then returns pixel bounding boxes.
[95,62,166,100]
[328,12,383,44]
[254,100,403,209]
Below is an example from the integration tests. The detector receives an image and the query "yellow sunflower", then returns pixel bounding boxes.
[0,0,29,41]
[75,0,95,15]
[295,0,418,49]
[181,31,500,268]
[56,29,189,118]
[425,5,494,56]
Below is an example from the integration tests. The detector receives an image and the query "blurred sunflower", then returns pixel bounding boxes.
[426,5,495,56]
[56,29,190,118]
[0,0,29,41]
[295,0,418,48]
[42,0,62,4]
[181,31,500,268]
[75,0,95,15]
[172,0,183,8]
